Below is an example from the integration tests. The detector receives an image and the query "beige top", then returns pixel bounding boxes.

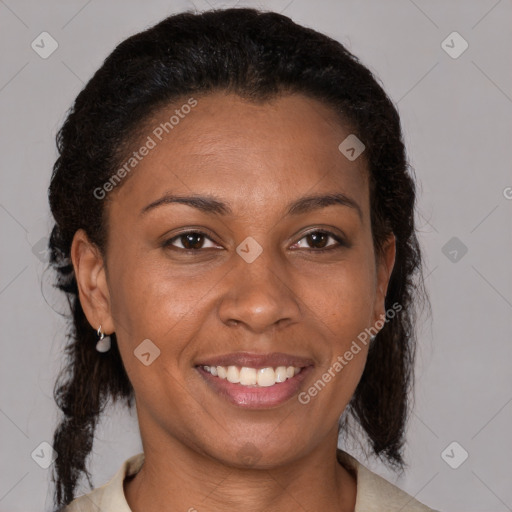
[64,450,439,511]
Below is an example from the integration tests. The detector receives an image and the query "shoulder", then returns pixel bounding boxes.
[337,450,441,512]
[62,452,145,512]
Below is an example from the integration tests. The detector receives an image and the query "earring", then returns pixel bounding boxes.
[370,334,377,343]
[96,325,111,353]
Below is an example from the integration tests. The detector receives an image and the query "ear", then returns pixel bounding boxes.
[70,228,115,335]
[372,233,396,325]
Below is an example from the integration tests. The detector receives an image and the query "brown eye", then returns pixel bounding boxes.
[182,233,204,249]
[164,231,218,251]
[306,231,329,249]
[292,230,345,252]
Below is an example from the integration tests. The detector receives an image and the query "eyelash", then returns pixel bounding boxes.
[162,229,346,253]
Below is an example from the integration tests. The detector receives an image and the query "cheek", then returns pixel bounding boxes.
[107,250,218,383]
[309,256,376,328]
[107,259,195,403]
[300,264,374,414]
[108,252,196,335]
[301,255,376,394]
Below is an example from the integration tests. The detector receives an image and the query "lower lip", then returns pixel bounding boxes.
[196,366,313,409]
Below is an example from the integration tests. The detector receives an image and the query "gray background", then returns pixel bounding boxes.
[1,0,511,511]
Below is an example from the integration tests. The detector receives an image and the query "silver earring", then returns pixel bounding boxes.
[96,325,111,353]
[370,334,377,343]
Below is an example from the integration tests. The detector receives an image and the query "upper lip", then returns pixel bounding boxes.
[196,352,314,369]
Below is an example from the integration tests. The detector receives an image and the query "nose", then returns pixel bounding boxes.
[217,247,302,334]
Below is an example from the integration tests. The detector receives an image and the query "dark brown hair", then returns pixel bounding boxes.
[48,7,429,508]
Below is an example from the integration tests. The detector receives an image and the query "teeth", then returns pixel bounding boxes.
[239,367,257,385]
[257,367,276,387]
[275,366,287,383]
[203,365,302,387]
[227,365,240,383]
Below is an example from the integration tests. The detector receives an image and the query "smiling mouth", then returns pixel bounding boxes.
[200,364,302,387]
[195,363,313,409]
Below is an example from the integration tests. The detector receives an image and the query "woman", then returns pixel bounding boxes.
[48,7,438,512]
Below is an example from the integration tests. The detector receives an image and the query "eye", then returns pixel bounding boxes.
[163,229,346,253]
[291,230,346,252]
[163,231,220,251]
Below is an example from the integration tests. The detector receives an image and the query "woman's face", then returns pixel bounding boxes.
[75,91,395,467]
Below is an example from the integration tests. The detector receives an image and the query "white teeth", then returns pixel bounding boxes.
[275,366,287,383]
[239,367,257,385]
[202,365,302,387]
[257,367,276,387]
[226,365,240,384]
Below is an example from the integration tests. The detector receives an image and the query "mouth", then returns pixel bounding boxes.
[195,352,314,409]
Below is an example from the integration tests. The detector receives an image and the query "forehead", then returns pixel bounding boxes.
[109,92,369,219]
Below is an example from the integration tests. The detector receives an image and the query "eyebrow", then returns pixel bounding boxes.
[139,192,362,220]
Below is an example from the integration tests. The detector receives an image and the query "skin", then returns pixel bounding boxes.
[71,91,396,512]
